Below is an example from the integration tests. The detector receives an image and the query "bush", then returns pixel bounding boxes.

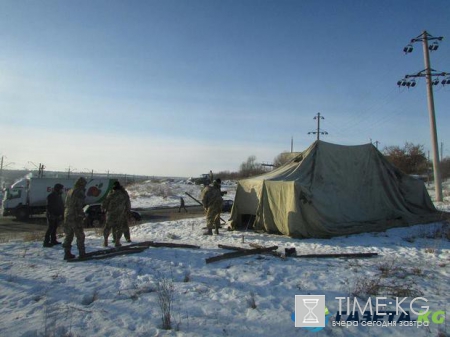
[383,142,428,175]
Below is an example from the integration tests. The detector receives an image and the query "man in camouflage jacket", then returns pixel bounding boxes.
[63,177,87,260]
[201,178,223,235]
[102,181,131,247]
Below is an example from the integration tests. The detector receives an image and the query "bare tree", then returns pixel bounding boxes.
[239,156,265,178]
[382,142,428,175]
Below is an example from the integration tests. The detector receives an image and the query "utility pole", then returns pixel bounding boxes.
[291,136,293,153]
[38,163,45,178]
[0,156,3,188]
[308,112,328,141]
[370,139,380,149]
[399,31,449,202]
[67,166,76,179]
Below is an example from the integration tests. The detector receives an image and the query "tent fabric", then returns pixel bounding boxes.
[230,141,440,238]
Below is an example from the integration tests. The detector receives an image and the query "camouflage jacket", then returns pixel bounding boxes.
[102,188,131,218]
[64,188,86,222]
[201,185,223,209]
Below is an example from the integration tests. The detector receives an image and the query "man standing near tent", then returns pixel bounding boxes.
[102,181,131,247]
[201,178,223,235]
[62,177,87,260]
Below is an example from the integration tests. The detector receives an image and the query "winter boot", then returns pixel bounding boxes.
[78,247,86,259]
[103,229,110,247]
[203,228,213,236]
[64,248,75,260]
[215,228,219,235]
[124,229,132,243]
[43,242,53,247]
[114,235,122,247]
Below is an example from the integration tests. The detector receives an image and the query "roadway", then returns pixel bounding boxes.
[0,205,208,241]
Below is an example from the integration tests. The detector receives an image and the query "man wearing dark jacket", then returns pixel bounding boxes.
[43,183,65,247]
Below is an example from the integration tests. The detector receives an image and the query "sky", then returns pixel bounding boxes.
[1,0,449,177]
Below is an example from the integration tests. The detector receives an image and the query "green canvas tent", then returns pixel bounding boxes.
[230,141,440,238]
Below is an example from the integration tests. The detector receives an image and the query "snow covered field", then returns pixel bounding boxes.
[0,179,448,337]
[126,179,237,209]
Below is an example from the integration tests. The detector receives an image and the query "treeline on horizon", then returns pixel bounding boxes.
[2,143,449,187]
[216,142,450,181]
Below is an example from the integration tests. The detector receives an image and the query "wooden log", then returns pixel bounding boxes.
[68,241,200,262]
[184,192,203,206]
[129,241,200,249]
[217,244,248,251]
[293,252,378,259]
[82,245,147,258]
[67,248,148,262]
[218,243,284,258]
[148,242,200,249]
[206,246,278,264]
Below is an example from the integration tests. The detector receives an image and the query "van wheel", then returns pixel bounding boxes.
[16,208,29,221]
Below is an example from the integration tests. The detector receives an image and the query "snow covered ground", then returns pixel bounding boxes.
[0,179,449,337]
[126,179,237,209]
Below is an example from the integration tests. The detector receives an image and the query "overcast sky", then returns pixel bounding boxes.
[1,0,449,177]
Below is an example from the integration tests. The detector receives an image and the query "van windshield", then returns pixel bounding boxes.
[6,188,22,200]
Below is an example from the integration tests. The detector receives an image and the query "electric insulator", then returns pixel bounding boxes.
[410,81,416,87]
[401,81,407,86]
[429,42,439,51]
[403,45,413,53]
[397,81,402,86]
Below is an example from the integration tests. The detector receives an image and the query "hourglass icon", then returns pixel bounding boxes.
[302,298,319,324]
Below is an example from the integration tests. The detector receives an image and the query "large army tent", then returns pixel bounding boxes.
[230,141,440,238]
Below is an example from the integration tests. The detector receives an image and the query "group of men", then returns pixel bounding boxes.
[43,175,225,259]
[43,178,132,260]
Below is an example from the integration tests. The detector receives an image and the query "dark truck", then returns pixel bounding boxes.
[190,174,211,185]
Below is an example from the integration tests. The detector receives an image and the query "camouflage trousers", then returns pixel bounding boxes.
[205,204,222,230]
[104,215,129,244]
[63,219,85,253]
